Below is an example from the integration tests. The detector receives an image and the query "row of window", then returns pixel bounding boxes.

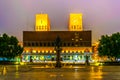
[23,41,91,47]
[71,25,82,29]
[36,26,47,29]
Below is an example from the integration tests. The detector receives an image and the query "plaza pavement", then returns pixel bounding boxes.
[0,64,120,80]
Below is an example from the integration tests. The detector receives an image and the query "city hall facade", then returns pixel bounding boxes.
[22,13,92,62]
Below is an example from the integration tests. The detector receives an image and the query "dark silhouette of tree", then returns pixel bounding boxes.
[0,33,23,61]
[98,32,120,61]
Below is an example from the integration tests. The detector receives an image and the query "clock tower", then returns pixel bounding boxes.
[35,14,50,31]
[69,13,83,31]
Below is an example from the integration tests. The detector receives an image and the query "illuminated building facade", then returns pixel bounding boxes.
[69,13,83,31]
[35,14,50,31]
[22,13,92,62]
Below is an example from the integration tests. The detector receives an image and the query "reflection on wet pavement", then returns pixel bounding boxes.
[0,65,120,80]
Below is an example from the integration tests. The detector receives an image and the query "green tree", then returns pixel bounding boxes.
[0,33,23,61]
[110,32,120,59]
[98,32,120,61]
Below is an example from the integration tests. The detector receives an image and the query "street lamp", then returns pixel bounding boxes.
[54,36,62,68]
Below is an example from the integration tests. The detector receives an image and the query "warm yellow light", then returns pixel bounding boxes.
[20,62,26,65]
[46,50,48,53]
[35,14,50,31]
[42,50,44,53]
[26,50,29,53]
[66,50,68,53]
[74,50,76,53]
[69,13,83,31]
[32,50,36,53]
[54,51,56,53]
[62,50,64,53]
[50,50,52,53]
[38,50,40,53]
[40,56,44,60]
[36,14,47,26]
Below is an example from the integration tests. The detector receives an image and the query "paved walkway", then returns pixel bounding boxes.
[0,65,120,80]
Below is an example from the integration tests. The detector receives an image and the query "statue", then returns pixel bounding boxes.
[84,49,90,66]
[54,36,62,68]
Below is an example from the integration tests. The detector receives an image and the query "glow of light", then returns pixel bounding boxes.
[20,62,26,65]
[14,62,19,65]
[16,65,19,71]
[62,50,64,53]
[74,50,76,53]
[35,14,50,31]
[50,50,52,53]
[42,50,44,53]
[38,50,40,53]
[66,50,68,53]
[36,14,47,26]
[54,51,56,53]
[94,62,103,66]
[32,50,36,53]
[40,56,44,60]
[69,13,83,31]
[3,67,7,75]
[46,50,48,53]
[26,50,29,53]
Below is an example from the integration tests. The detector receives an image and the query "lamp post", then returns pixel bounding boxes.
[54,36,62,68]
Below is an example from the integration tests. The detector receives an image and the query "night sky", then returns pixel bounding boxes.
[0,0,120,43]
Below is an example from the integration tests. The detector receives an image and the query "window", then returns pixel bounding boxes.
[52,42,54,46]
[28,42,31,46]
[32,42,35,46]
[36,42,38,46]
[63,43,66,47]
[44,43,46,46]
[39,42,42,46]
[68,43,70,46]
[79,42,83,46]
[48,42,50,46]
[71,42,74,46]
[24,42,27,46]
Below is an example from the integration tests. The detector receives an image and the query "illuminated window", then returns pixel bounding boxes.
[66,50,68,53]
[38,51,40,53]
[26,50,29,53]
[50,50,52,53]
[42,50,44,53]
[54,51,56,53]
[46,50,48,53]
[32,50,36,53]
[62,50,64,53]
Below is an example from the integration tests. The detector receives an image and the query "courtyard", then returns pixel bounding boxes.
[0,65,120,80]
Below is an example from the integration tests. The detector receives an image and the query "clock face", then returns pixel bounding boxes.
[71,15,82,25]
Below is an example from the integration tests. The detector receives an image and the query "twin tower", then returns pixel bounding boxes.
[35,13,83,31]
